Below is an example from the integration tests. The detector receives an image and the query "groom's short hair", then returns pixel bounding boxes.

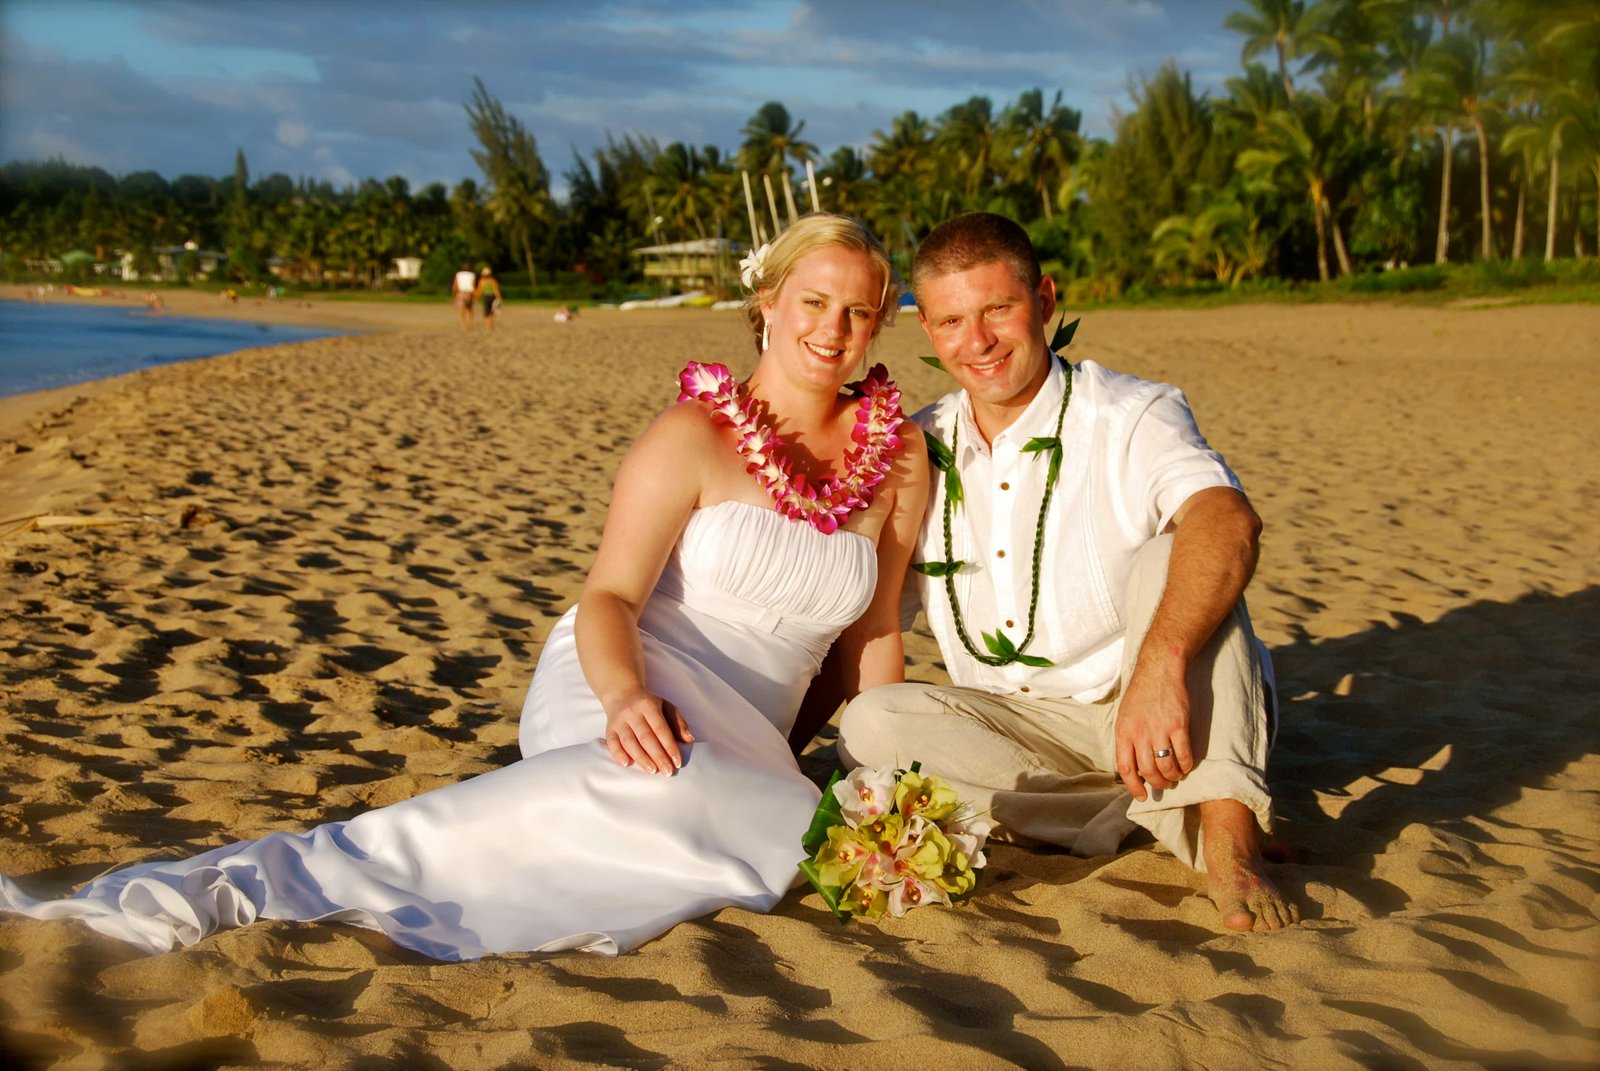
[913,213,1042,300]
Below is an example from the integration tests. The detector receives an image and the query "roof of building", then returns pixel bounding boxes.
[633,237,744,257]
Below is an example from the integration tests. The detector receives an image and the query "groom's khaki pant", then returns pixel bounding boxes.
[838,534,1275,871]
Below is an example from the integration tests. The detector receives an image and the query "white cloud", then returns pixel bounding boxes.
[312,143,356,187]
[25,129,99,165]
[276,119,309,148]
[3,0,1245,191]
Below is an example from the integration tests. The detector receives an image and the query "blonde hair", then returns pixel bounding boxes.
[743,213,899,353]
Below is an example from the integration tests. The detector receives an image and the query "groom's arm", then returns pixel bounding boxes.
[1113,486,1261,798]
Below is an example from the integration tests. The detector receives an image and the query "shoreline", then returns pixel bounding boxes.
[1,288,1587,435]
[0,287,430,433]
[0,283,436,331]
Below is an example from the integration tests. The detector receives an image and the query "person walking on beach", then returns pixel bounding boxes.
[826,212,1298,932]
[452,261,477,331]
[1,213,929,960]
[474,266,503,333]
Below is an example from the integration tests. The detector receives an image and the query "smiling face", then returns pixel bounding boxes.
[760,244,884,391]
[917,258,1056,443]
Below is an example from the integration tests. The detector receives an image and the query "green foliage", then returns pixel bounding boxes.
[419,239,470,292]
[999,88,1082,222]
[739,102,817,185]
[1093,63,1230,281]
[3,7,1597,301]
[466,77,553,287]
[1342,265,1447,293]
[1152,195,1272,285]
[175,249,200,284]
[1026,217,1073,266]
[1472,258,1551,290]
[1349,166,1428,263]
[226,245,268,284]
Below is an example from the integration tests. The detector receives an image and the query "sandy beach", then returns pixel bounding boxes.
[0,292,1596,1069]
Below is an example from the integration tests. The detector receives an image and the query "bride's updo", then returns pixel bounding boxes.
[741,213,899,353]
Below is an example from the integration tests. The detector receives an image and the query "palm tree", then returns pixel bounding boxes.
[1220,63,1289,138]
[1414,31,1497,260]
[692,150,744,251]
[1563,88,1600,260]
[869,110,933,185]
[1484,0,1541,261]
[1496,0,1597,261]
[1416,0,1467,36]
[867,111,938,257]
[322,203,366,284]
[644,143,715,241]
[1152,197,1271,286]
[1223,0,1320,103]
[737,102,817,222]
[1539,0,1600,257]
[818,146,870,218]
[1240,96,1354,280]
[383,176,415,258]
[1309,0,1443,139]
[999,88,1081,221]
[935,96,1001,207]
[1501,113,1569,261]
[410,181,453,259]
[1407,66,1458,262]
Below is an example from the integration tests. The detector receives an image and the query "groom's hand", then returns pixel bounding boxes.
[604,689,696,776]
[1114,655,1195,800]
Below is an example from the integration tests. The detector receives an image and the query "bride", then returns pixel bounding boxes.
[0,214,928,960]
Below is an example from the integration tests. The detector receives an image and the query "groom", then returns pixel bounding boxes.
[835,212,1297,931]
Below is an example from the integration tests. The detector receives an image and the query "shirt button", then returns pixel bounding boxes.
[999,481,1010,491]
[996,549,1006,558]
[1020,686,1031,693]
[1006,619,1015,628]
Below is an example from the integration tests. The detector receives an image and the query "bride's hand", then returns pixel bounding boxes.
[603,689,695,775]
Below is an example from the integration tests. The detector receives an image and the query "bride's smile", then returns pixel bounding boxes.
[761,245,883,391]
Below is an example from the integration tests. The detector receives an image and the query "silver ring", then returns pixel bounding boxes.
[1154,748,1172,758]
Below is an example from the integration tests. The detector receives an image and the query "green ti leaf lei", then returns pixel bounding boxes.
[912,314,1079,668]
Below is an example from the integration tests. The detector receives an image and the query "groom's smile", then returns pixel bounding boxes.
[918,259,1057,443]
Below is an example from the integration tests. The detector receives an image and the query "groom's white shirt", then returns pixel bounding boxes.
[907,357,1241,702]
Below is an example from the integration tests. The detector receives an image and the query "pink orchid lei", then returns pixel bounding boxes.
[677,361,905,535]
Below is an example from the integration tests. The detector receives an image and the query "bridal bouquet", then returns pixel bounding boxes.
[799,763,991,920]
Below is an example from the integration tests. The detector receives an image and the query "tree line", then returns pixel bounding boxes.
[1,0,1594,299]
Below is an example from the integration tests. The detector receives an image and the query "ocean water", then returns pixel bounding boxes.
[0,301,350,398]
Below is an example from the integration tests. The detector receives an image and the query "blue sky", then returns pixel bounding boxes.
[0,0,1247,198]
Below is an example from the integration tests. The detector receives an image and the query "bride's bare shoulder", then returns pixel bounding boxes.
[623,399,726,466]
[891,420,928,479]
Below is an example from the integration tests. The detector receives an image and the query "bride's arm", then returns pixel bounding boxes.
[575,404,710,776]
[788,424,929,752]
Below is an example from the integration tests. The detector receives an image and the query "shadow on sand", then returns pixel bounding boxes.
[1267,585,1598,862]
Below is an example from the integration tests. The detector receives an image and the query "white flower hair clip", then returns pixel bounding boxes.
[739,242,771,291]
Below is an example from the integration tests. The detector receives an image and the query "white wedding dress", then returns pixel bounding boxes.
[0,501,876,960]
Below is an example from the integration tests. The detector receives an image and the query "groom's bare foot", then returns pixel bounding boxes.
[1200,799,1300,931]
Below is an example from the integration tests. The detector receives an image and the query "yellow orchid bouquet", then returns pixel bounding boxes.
[799,762,991,919]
